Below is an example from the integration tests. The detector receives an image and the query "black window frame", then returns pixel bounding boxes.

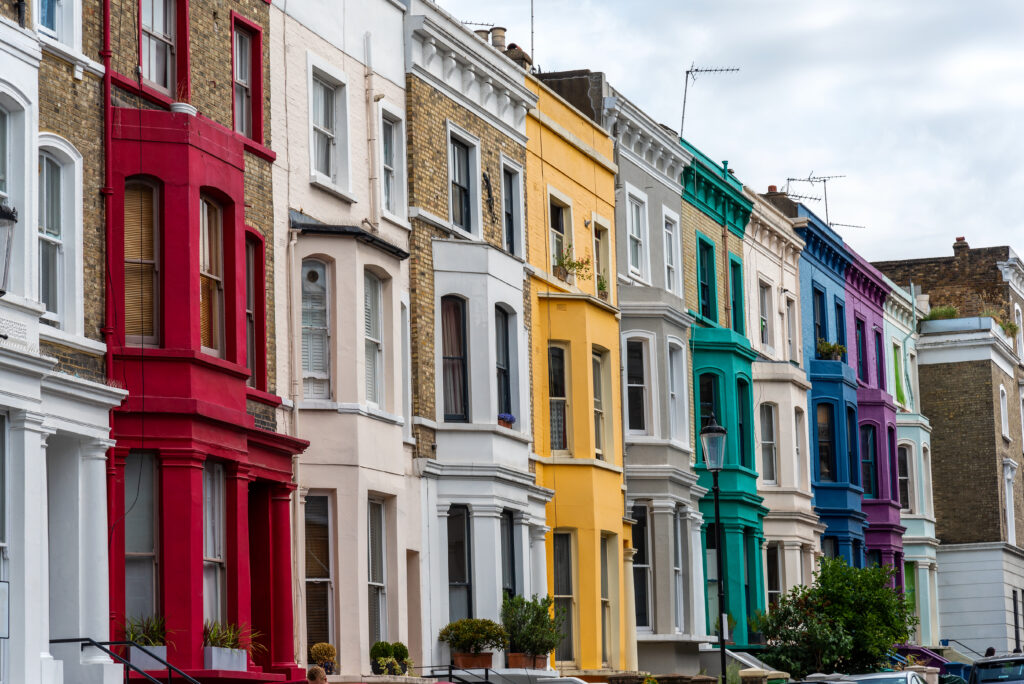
[500,509,517,600]
[441,295,469,422]
[502,168,516,254]
[447,505,472,621]
[856,318,868,381]
[450,137,472,232]
[813,287,827,350]
[861,423,878,498]
[495,307,512,416]
[816,402,836,482]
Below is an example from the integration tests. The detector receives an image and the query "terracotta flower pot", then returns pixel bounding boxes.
[507,653,532,668]
[553,265,569,281]
[453,652,492,669]
[598,289,609,301]
[498,419,513,429]
[532,655,547,669]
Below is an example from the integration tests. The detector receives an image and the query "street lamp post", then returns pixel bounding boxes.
[701,413,728,684]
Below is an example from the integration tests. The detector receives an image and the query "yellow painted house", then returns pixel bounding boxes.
[525,74,637,673]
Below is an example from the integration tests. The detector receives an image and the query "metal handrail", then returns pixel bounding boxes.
[941,638,984,659]
[418,663,525,684]
[50,637,202,684]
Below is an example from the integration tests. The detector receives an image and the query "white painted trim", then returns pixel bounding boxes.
[378,99,407,224]
[445,120,483,237]
[661,204,681,297]
[623,181,650,283]
[306,50,352,196]
[38,325,105,354]
[666,335,690,448]
[621,329,660,438]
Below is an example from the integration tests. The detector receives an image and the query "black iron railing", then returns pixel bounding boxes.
[50,638,201,684]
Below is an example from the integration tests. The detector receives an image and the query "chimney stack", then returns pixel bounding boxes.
[490,26,507,50]
[953,236,969,258]
[503,42,532,70]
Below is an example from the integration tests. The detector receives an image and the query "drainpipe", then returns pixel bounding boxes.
[364,32,382,230]
[721,162,731,327]
[900,280,917,410]
[16,0,25,27]
[101,0,114,376]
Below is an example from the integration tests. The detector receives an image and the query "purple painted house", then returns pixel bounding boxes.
[845,249,905,586]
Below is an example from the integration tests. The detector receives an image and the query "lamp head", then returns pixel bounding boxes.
[700,413,727,471]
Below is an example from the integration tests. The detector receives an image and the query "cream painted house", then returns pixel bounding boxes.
[743,189,823,610]
[269,0,420,674]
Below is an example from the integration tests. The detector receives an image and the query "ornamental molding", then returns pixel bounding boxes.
[745,190,804,268]
[846,253,889,308]
[997,254,1024,302]
[405,10,537,143]
[601,92,692,191]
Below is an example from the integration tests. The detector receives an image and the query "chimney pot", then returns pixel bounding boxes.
[768,184,777,193]
[953,236,969,256]
[491,26,507,50]
[955,236,965,242]
[474,29,490,42]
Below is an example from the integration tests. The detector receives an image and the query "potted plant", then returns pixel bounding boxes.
[391,642,410,674]
[125,615,168,671]
[311,642,337,675]
[501,594,565,669]
[596,273,609,300]
[437,618,507,669]
[498,413,516,429]
[170,81,197,116]
[202,620,263,671]
[816,338,846,361]
[371,640,410,675]
[554,246,592,282]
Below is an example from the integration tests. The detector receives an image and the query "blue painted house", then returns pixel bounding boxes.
[763,191,866,566]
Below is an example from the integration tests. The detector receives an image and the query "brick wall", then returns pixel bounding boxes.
[405,73,528,459]
[681,197,732,327]
[243,152,277,392]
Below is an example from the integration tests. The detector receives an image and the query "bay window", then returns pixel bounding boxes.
[368,499,387,643]
[364,272,383,407]
[766,542,782,609]
[625,339,649,434]
[706,523,720,634]
[141,0,175,92]
[847,407,859,486]
[500,510,516,600]
[245,237,261,386]
[496,307,512,418]
[124,452,158,619]
[38,152,62,322]
[898,445,912,511]
[627,194,647,279]
[302,260,330,399]
[593,350,605,459]
[124,182,159,345]
[664,215,679,294]
[447,505,471,621]
[304,494,333,653]
[202,461,226,623]
[673,510,685,632]
[816,403,835,482]
[199,197,223,356]
[441,296,468,422]
[668,343,686,443]
[548,345,569,451]
[600,535,611,666]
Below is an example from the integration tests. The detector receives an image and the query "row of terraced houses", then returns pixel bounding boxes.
[2,0,1024,682]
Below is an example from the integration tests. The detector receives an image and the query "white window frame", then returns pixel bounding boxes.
[897,441,914,513]
[232,26,253,138]
[592,212,612,295]
[379,102,406,224]
[1002,384,1010,438]
[622,332,659,438]
[37,0,82,50]
[547,185,574,278]
[304,492,335,652]
[624,182,650,282]
[307,52,351,199]
[140,0,175,94]
[667,337,689,447]
[202,461,226,624]
[1006,459,1019,547]
[446,122,482,238]
[662,206,681,295]
[37,135,84,338]
[367,498,387,643]
[1016,304,1024,359]
[302,259,331,400]
[760,402,778,484]
[672,508,685,633]
[364,271,384,408]
[499,155,524,258]
[758,279,774,353]
[592,349,606,459]
[795,407,806,489]
[786,296,798,363]
[199,196,224,357]
[38,150,63,325]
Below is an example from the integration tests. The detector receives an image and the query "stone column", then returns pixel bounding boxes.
[470,504,504,621]
[80,439,119,677]
[651,501,676,635]
[782,540,804,593]
[621,546,638,671]
[226,464,254,665]
[686,508,707,637]
[7,410,59,684]
[529,524,549,598]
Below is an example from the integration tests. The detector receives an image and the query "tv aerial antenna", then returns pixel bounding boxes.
[786,173,845,225]
[680,63,740,136]
[830,222,867,230]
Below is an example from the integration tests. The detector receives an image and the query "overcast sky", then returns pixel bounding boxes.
[437,0,1024,262]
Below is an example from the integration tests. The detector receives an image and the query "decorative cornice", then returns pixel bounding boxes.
[744,188,804,268]
[846,251,890,308]
[997,254,1024,302]
[405,8,537,143]
[795,212,852,281]
[601,91,692,191]
[679,138,752,238]
[881,275,920,332]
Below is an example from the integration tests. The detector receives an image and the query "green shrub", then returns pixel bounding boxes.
[437,618,507,654]
[922,305,958,321]
[500,594,566,656]
[310,642,336,667]
[391,642,409,662]
[369,641,393,660]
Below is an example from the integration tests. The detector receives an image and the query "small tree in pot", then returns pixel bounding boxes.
[124,615,169,671]
[501,594,565,669]
[310,642,337,675]
[437,618,507,669]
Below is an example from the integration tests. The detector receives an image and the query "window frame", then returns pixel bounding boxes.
[816,402,836,482]
[304,493,335,653]
[199,195,224,358]
[447,123,482,237]
[124,180,161,347]
[874,329,886,390]
[1016,304,1024,358]
[139,0,177,95]
[729,255,744,335]
[38,150,64,326]
[855,317,868,382]
[766,541,782,609]
[552,530,576,665]
[367,498,387,643]
[229,12,264,144]
[631,504,652,630]
[1002,384,1010,439]
[447,504,472,622]
[301,258,331,400]
[307,52,350,196]
[364,271,384,408]
[667,339,688,446]
[244,231,266,389]
[835,300,847,360]
[624,335,654,436]
[547,186,574,279]
[847,406,859,486]
[592,213,611,296]
[202,460,226,624]
[758,279,774,351]
[860,423,878,498]
[441,295,469,423]
[898,442,913,513]
[760,402,778,484]
[786,296,798,363]
[812,286,827,350]
[893,341,906,406]
[499,156,524,258]
[592,349,606,460]
[624,183,650,281]
[672,509,685,633]
[697,233,717,322]
[380,102,407,224]
[500,510,517,600]
[548,343,571,453]
[662,206,681,295]
[495,306,513,419]
[124,451,159,621]
[599,534,612,667]
[0,108,8,200]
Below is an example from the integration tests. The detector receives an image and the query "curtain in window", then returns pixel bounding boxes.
[125,184,157,340]
[441,297,467,420]
[548,347,567,449]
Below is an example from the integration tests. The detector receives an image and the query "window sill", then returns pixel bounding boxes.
[238,134,275,162]
[688,310,719,328]
[545,455,623,473]
[246,386,282,407]
[1004,433,1013,444]
[310,174,357,203]
[39,325,106,355]
[39,34,103,79]
[381,211,411,231]
[436,421,531,444]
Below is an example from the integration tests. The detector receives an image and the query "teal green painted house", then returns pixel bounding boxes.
[680,139,767,647]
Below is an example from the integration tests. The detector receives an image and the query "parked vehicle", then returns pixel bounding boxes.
[847,672,928,684]
[969,655,1024,684]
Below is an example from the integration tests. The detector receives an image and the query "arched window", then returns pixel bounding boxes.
[759,403,778,484]
[441,295,468,422]
[1001,384,1010,438]
[301,259,330,399]
[364,271,383,407]
[124,181,160,345]
[37,135,85,335]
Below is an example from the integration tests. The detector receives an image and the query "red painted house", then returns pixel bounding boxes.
[101,0,305,680]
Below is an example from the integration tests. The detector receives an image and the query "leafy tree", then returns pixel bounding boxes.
[757,557,917,678]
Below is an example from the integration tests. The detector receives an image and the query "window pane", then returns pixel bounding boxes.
[305,580,330,650]
[442,297,467,420]
[382,119,394,166]
[125,556,156,620]
[898,445,911,510]
[627,341,646,431]
[817,403,835,481]
[0,110,7,194]
[631,505,650,628]
[553,532,573,661]
[761,403,777,482]
[500,511,515,597]
[124,454,155,553]
[302,261,329,397]
[41,0,56,30]
[234,30,250,83]
[368,501,384,584]
[861,425,877,498]
[39,239,59,315]
[447,506,471,621]
[305,495,330,579]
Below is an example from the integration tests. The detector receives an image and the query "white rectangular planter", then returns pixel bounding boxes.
[129,645,168,672]
[203,646,247,671]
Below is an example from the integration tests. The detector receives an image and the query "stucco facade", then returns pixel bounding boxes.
[525,73,635,674]
[743,190,822,608]
[881,276,939,647]
[270,0,419,674]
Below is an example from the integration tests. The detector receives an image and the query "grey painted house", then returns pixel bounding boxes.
[540,70,713,673]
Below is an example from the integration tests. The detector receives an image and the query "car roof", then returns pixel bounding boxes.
[846,674,915,681]
[974,656,1024,664]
